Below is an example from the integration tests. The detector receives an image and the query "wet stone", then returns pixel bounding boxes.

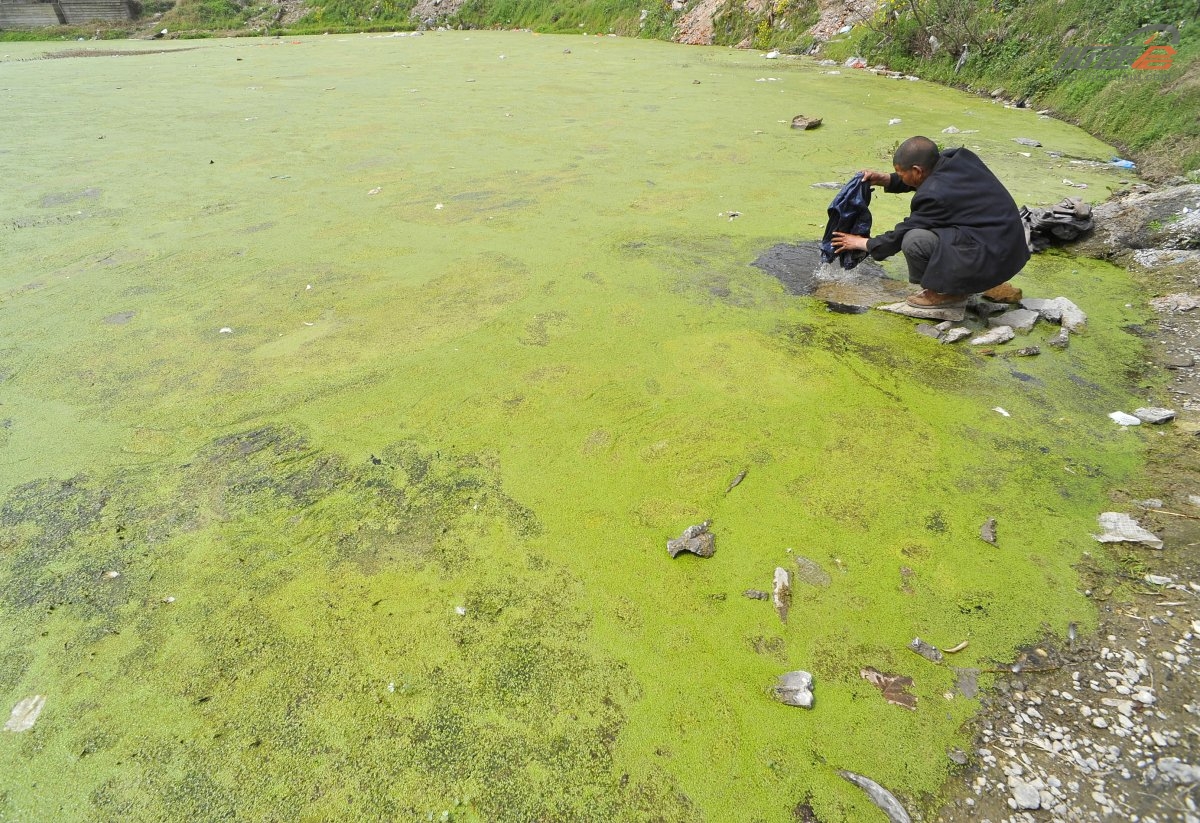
[1163,353,1194,369]
[774,670,814,708]
[971,326,1015,346]
[1046,328,1070,349]
[980,517,997,545]
[989,309,1039,333]
[909,636,944,663]
[915,323,943,339]
[667,521,714,558]
[743,589,769,600]
[942,327,972,343]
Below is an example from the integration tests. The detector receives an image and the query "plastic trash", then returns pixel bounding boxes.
[1111,158,1136,169]
[1093,512,1163,549]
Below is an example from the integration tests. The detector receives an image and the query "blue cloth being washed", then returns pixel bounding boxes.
[819,172,873,269]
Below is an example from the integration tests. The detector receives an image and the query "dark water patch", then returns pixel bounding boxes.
[1009,369,1043,386]
[751,242,886,297]
[103,311,135,325]
[824,301,869,314]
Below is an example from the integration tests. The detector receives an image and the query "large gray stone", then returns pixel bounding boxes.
[1012,781,1042,809]
[1134,407,1176,424]
[989,308,1039,333]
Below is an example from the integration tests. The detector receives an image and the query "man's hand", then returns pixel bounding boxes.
[860,170,891,187]
[831,232,868,253]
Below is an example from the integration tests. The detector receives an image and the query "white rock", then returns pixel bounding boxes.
[970,326,1015,345]
[1108,411,1141,426]
[1012,781,1041,809]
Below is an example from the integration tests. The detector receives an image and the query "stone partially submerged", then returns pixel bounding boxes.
[667,520,715,558]
[773,670,815,708]
[876,301,965,322]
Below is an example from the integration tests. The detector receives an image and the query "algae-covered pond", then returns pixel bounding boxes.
[0,31,1154,822]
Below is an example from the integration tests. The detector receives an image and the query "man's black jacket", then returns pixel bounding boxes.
[866,147,1030,293]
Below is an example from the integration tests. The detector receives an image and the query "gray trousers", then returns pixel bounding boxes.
[901,229,939,285]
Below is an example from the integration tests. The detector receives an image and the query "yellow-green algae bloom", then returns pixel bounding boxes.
[0,31,1149,821]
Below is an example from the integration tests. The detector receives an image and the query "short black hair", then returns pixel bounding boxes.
[893,136,940,171]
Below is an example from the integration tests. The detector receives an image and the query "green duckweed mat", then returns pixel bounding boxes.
[0,31,1154,822]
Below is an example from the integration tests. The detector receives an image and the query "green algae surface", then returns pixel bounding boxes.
[0,32,1156,822]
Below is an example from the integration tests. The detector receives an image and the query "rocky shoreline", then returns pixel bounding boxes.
[934,182,1200,822]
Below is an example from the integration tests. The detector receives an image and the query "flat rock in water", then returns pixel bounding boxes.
[1013,137,1042,146]
[908,637,944,663]
[876,301,965,322]
[1046,328,1070,349]
[989,308,1039,333]
[1134,407,1176,424]
[791,115,822,130]
[1052,297,1086,332]
[4,695,45,733]
[970,326,1014,345]
[794,556,831,587]
[1019,297,1062,321]
[773,670,814,708]
[667,521,715,558]
[915,323,943,339]
[1164,353,1195,368]
[941,327,971,343]
[980,517,997,544]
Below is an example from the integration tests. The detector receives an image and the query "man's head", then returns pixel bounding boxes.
[892,136,940,188]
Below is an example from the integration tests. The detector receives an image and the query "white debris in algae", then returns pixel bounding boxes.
[839,770,912,823]
[4,695,45,732]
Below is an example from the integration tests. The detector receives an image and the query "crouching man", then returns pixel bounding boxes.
[831,136,1029,308]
